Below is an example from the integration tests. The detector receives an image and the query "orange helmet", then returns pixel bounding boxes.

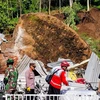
[61,61,70,68]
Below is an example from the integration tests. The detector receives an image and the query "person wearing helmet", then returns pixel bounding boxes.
[4,58,18,94]
[47,61,70,99]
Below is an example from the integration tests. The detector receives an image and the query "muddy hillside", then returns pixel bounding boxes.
[0,13,91,73]
[13,13,91,63]
[77,8,100,40]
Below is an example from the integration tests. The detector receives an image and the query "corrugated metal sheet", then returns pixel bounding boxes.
[17,55,47,76]
[85,52,100,88]
[17,55,31,74]
[17,55,48,89]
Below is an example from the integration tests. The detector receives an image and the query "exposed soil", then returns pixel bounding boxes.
[54,8,100,40]
[53,8,100,51]
[0,8,100,74]
[77,8,100,40]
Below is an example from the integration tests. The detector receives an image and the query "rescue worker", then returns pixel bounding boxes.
[4,58,18,94]
[47,61,70,99]
[25,63,36,100]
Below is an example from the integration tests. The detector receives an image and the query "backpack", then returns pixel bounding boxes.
[45,69,59,84]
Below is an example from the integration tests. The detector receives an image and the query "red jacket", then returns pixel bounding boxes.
[50,69,69,89]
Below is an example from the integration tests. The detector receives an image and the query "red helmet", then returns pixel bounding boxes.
[61,61,70,68]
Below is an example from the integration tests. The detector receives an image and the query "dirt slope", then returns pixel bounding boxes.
[77,8,100,40]
[1,8,100,74]
[13,13,91,65]
[0,12,92,73]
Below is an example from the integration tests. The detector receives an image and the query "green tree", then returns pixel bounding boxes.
[59,0,61,13]
[49,0,51,14]
[87,0,90,11]
[69,0,73,7]
[63,2,82,30]
[39,0,42,12]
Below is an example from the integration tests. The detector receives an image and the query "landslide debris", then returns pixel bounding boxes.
[13,13,91,66]
[77,8,100,40]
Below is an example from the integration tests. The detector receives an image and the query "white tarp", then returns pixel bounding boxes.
[0,33,7,44]
[60,90,97,100]
[0,74,5,81]
[47,58,74,68]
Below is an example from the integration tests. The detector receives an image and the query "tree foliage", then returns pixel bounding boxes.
[63,2,82,30]
[0,0,100,33]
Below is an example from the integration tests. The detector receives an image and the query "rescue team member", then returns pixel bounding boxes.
[4,58,18,94]
[47,61,70,98]
[25,63,36,100]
